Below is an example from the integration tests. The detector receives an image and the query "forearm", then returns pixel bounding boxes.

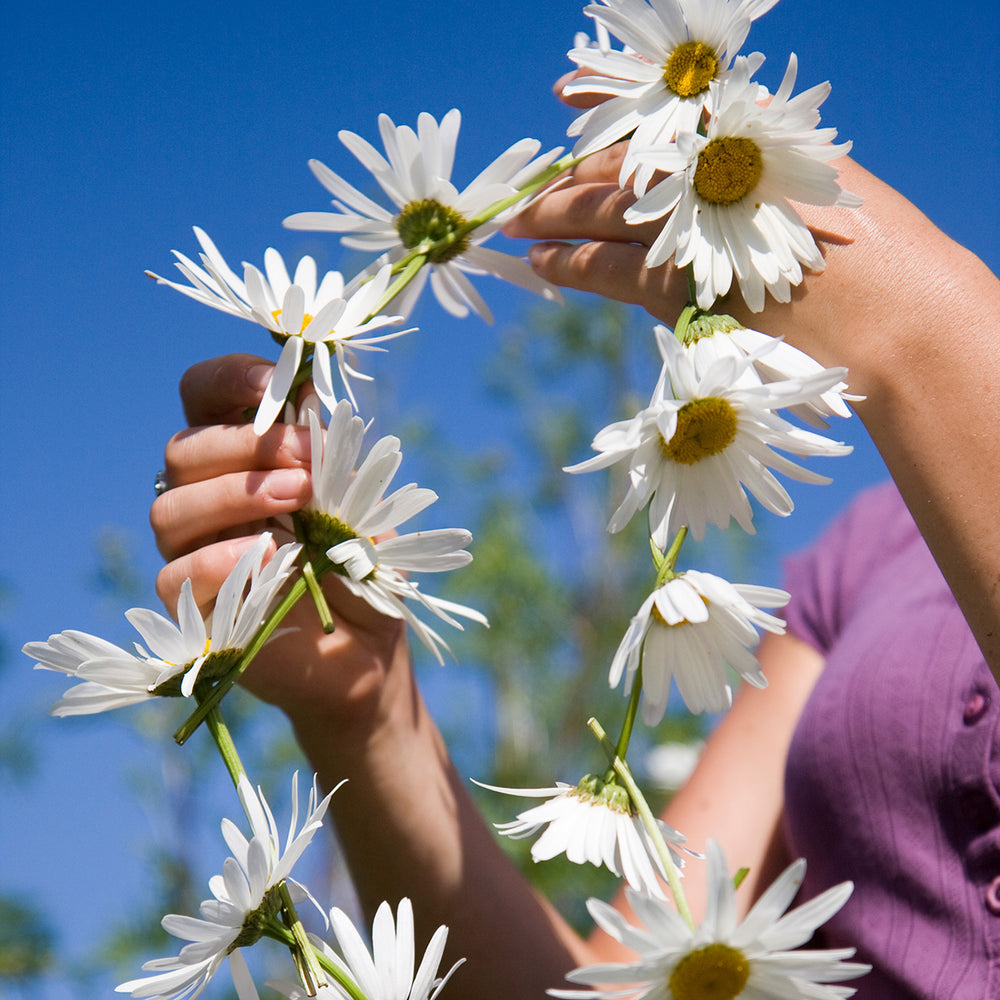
[788,181,1000,684]
[286,651,590,1000]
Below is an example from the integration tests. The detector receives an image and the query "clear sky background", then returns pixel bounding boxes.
[2,0,998,996]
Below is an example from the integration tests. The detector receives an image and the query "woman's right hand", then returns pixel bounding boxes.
[150,353,411,739]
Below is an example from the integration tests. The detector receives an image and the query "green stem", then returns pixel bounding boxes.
[672,303,700,346]
[653,527,688,587]
[369,252,428,318]
[302,559,335,634]
[204,706,245,790]
[612,667,643,767]
[588,716,696,932]
[456,151,587,236]
[265,919,369,1000]
[685,265,698,307]
[174,554,334,746]
[278,881,328,996]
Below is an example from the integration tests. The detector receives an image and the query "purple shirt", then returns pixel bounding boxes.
[782,481,1000,998]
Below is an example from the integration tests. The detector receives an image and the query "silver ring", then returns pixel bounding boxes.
[154,470,170,497]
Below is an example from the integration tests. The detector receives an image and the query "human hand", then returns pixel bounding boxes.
[505,77,970,394]
[151,354,410,737]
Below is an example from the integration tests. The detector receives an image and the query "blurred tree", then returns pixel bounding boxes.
[409,296,726,930]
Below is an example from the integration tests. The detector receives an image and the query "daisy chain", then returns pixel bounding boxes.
[627,55,860,311]
[565,0,778,190]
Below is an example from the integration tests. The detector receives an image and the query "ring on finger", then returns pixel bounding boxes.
[154,469,171,497]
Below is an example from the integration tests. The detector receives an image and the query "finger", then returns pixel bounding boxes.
[526,240,688,323]
[566,142,628,184]
[505,182,647,244]
[179,354,275,426]
[163,423,312,489]
[156,535,277,618]
[554,68,608,109]
[151,468,312,560]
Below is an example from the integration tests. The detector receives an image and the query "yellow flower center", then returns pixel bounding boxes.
[395,198,471,263]
[663,41,719,98]
[693,137,763,205]
[661,398,738,465]
[271,310,315,338]
[668,943,750,1000]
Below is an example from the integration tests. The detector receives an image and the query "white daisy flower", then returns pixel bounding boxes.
[24,535,301,713]
[564,0,777,189]
[476,776,687,898]
[298,401,487,663]
[679,313,858,427]
[627,55,860,311]
[148,227,409,431]
[283,109,564,323]
[270,898,463,1000]
[565,327,851,544]
[612,569,788,720]
[117,772,337,1000]
[551,840,869,1000]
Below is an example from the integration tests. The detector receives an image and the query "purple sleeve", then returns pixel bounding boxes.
[782,481,913,656]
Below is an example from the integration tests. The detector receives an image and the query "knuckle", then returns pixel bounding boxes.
[154,566,172,604]
[272,427,310,469]
[180,354,262,425]
[149,491,175,537]
[162,428,196,479]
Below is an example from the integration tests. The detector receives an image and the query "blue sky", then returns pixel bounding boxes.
[2,0,998,996]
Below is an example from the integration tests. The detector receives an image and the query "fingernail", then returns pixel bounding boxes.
[268,468,309,500]
[246,364,274,394]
